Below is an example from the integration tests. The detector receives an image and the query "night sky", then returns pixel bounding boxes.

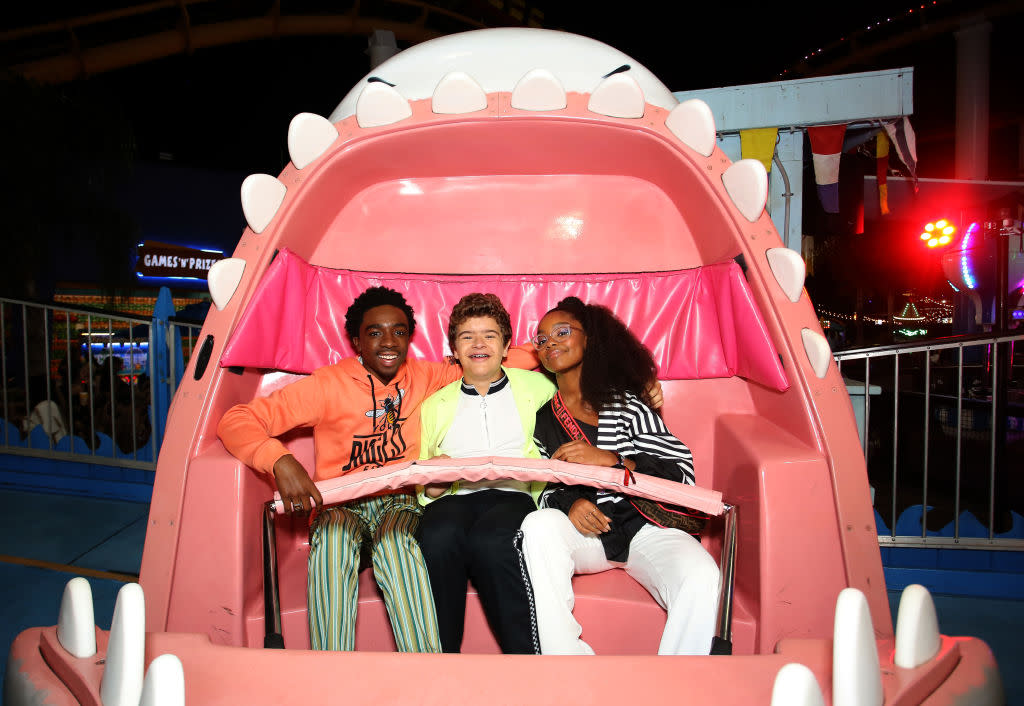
[10,0,1008,174]
[2,0,1021,309]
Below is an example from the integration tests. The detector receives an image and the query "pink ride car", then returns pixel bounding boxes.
[5,27,1004,706]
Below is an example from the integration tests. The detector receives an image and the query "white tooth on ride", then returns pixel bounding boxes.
[432,71,488,114]
[511,69,567,110]
[356,81,413,127]
[208,258,246,311]
[801,328,832,379]
[57,577,96,658]
[771,663,825,706]
[240,174,287,234]
[587,73,645,119]
[832,588,883,706]
[722,159,769,222]
[766,247,806,303]
[895,584,942,669]
[140,654,185,706]
[287,113,338,170]
[665,99,717,157]
[100,583,146,706]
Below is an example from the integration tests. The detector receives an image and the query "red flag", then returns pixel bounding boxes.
[808,124,847,213]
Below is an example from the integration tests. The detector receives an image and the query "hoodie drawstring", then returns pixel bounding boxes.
[368,375,376,433]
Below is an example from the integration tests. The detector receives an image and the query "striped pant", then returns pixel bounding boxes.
[307,493,442,652]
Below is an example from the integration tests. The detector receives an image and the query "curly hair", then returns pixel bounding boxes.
[447,293,512,349]
[344,286,416,341]
[545,296,658,410]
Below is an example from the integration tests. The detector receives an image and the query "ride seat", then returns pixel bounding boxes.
[208,256,790,653]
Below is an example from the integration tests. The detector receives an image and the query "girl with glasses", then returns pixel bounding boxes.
[521,296,721,655]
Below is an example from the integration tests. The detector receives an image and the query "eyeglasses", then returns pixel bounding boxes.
[531,325,582,348]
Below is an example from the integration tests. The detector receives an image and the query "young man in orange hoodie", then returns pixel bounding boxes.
[218,286,536,652]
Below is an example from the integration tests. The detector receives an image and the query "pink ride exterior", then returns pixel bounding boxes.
[5,28,1003,706]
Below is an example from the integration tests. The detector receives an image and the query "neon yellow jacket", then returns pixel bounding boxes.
[417,367,556,505]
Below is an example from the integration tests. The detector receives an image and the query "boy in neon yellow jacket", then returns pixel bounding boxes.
[417,293,554,654]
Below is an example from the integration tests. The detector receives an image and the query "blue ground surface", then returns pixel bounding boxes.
[1,489,1021,704]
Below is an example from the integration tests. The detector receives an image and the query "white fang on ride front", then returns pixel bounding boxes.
[240,174,287,234]
[587,73,645,119]
[722,159,770,223]
[666,99,718,158]
[287,113,338,170]
[432,71,489,114]
[511,69,567,111]
[832,588,884,706]
[101,583,146,706]
[140,653,185,706]
[801,328,833,379]
[766,247,807,303]
[208,257,246,311]
[355,81,413,128]
[895,584,942,669]
[771,663,825,706]
[57,576,96,658]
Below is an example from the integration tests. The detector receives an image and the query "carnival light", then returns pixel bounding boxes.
[960,222,979,289]
[921,218,956,248]
[816,295,953,328]
[778,1,943,77]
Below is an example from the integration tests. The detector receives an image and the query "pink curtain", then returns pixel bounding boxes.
[220,249,788,391]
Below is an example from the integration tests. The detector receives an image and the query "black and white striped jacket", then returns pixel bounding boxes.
[533,391,695,560]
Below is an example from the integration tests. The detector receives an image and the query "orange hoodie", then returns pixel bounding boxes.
[217,347,538,483]
[217,357,463,482]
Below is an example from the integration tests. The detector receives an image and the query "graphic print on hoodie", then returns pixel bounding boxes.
[344,389,409,471]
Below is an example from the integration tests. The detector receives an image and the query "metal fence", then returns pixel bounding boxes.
[8,294,1020,555]
[0,297,203,470]
[835,331,1023,551]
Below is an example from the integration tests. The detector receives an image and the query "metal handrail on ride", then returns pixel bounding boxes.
[712,503,737,654]
[262,502,285,649]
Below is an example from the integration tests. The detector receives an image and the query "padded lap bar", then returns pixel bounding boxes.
[272,456,725,516]
[221,248,788,390]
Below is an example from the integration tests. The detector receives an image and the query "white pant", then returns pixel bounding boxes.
[521,508,721,655]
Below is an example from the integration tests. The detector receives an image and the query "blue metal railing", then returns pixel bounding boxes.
[0,296,202,498]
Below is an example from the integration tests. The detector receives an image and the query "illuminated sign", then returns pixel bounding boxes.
[136,241,225,280]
